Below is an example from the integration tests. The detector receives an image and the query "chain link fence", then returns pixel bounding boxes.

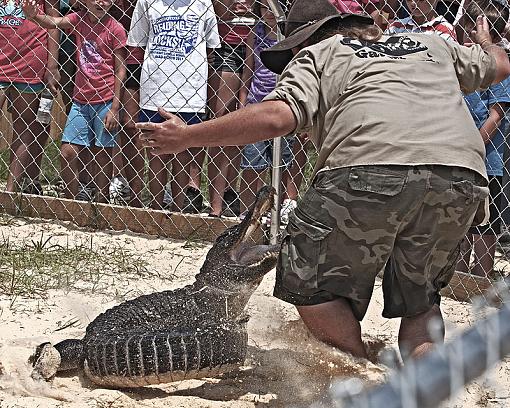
[1,0,510,401]
[330,290,510,407]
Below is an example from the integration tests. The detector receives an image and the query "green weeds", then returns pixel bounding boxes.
[0,233,149,305]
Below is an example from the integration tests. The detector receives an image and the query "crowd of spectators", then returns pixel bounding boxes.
[1,0,510,245]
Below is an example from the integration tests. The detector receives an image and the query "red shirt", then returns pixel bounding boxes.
[0,0,49,84]
[126,46,144,65]
[218,22,250,45]
[67,12,127,103]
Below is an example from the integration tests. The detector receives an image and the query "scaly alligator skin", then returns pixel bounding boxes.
[30,186,280,388]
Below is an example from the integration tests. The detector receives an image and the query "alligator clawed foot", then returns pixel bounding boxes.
[29,342,61,381]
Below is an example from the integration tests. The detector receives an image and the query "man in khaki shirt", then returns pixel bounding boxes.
[137,0,510,361]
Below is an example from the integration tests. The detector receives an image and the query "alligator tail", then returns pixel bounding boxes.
[54,339,85,371]
[84,322,248,388]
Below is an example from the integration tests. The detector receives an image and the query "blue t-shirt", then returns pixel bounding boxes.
[464,76,510,176]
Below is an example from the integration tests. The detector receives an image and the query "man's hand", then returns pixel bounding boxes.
[468,15,493,47]
[137,108,190,155]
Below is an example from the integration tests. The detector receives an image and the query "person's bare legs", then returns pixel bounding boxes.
[225,146,241,191]
[171,149,194,211]
[207,70,242,216]
[189,147,206,191]
[399,304,444,360]
[208,145,239,216]
[471,234,497,277]
[297,298,368,358]
[92,146,113,203]
[80,148,94,191]
[239,168,266,214]
[120,88,144,207]
[285,134,309,201]
[60,142,82,199]
[7,89,49,191]
[455,234,473,274]
[148,153,169,210]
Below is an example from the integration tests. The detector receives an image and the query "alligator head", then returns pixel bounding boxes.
[194,186,281,318]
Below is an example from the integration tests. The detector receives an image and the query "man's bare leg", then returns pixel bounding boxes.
[297,298,368,358]
[399,304,444,360]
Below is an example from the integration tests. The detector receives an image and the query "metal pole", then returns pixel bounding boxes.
[266,0,286,244]
[332,304,510,408]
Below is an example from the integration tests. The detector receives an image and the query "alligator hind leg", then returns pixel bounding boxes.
[30,339,84,380]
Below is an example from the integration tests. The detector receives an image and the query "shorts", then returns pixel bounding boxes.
[125,64,142,90]
[273,165,489,321]
[469,175,502,236]
[241,137,295,170]
[139,109,205,125]
[211,43,246,74]
[62,100,117,148]
[0,81,45,94]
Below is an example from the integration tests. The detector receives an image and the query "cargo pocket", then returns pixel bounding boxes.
[450,180,489,204]
[285,209,333,284]
[450,180,489,226]
[348,167,407,196]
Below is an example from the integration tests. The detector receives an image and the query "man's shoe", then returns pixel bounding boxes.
[222,188,240,217]
[182,187,204,214]
[109,176,131,204]
[280,198,297,225]
[20,178,43,195]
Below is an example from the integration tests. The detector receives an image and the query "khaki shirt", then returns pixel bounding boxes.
[264,33,496,178]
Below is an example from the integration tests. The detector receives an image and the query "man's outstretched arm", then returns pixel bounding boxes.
[137,100,297,155]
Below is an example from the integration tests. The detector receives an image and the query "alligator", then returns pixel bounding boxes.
[30,186,280,388]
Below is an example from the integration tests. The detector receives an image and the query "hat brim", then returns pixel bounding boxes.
[260,13,373,75]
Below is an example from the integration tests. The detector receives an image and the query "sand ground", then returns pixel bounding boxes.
[0,218,509,408]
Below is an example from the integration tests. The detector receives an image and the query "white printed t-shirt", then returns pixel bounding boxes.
[127,0,220,113]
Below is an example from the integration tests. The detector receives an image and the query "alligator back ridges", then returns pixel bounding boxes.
[83,322,248,388]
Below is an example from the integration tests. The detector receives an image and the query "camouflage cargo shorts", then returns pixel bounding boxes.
[273,165,488,320]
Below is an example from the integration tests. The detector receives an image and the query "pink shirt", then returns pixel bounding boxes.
[67,12,127,103]
[126,46,144,65]
[0,0,49,84]
[328,0,378,14]
[218,22,250,45]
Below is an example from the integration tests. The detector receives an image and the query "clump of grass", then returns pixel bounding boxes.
[0,233,149,304]
[0,212,18,227]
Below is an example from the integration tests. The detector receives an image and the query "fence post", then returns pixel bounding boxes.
[267,0,286,244]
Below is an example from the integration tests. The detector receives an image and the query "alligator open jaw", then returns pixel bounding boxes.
[228,186,279,267]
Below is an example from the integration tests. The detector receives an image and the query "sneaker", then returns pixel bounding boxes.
[222,188,241,217]
[76,182,95,202]
[182,187,204,214]
[499,226,510,244]
[280,199,297,225]
[261,212,272,227]
[163,184,173,209]
[109,176,131,204]
[20,178,43,195]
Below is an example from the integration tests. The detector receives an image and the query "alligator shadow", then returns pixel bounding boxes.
[123,344,387,407]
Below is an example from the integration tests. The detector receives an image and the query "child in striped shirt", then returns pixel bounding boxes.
[385,0,457,42]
